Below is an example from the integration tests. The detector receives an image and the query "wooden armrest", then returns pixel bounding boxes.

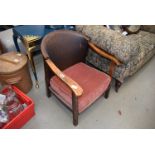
[45,59,83,97]
[88,42,122,66]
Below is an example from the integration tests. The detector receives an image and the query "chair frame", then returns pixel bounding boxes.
[41,30,121,126]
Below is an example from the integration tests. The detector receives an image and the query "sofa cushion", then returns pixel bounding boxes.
[141,25,155,34]
[106,25,141,34]
[123,25,141,34]
[106,25,129,36]
[50,62,111,113]
[106,25,123,33]
[128,31,155,58]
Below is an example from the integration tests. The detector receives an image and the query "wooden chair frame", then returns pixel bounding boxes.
[41,30,121,126]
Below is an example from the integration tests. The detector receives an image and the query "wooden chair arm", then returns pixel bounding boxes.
[88,41,122,66]
[45,59,83,97]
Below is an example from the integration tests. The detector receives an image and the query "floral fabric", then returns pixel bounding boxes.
[76,25,155,82]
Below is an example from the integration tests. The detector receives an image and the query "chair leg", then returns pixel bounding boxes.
[104,84,111,99]
[72,92,78,126]
[115,79,122,92]
[45,75,51,98]
[43,59,52,97]
[47,87,52,97]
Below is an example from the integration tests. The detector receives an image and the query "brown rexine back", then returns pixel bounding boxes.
[41,30,89,71]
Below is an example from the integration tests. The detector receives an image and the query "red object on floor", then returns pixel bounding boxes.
[1,86,35,129]
[50,62,111,113]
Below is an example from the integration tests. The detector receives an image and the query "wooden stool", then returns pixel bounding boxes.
[0,51,32,93]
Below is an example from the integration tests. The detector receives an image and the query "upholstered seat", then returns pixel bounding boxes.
[50,62,111,113]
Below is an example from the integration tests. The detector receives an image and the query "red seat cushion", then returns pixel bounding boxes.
[50,62,111,113]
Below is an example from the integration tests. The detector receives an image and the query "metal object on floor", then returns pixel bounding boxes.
[12,25,75,88]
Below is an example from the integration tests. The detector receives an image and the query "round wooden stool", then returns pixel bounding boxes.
[0,51,32,93]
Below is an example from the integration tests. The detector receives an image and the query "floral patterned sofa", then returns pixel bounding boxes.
[76,25,155,91]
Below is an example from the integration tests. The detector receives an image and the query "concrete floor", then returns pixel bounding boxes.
[0,28,155,128]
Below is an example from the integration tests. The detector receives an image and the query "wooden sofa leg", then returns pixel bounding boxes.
[115,80,122,92]
[104,85,111,99]
[72,92,78,126]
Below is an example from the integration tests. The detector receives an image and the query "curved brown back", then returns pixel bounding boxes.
[41,30,88,70]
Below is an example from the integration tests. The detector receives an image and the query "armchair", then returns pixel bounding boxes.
[41,30,121,126]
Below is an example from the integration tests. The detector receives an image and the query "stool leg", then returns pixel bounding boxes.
[27,49,39,88]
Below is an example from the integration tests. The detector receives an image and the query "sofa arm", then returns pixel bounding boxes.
[76,25,139,64]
